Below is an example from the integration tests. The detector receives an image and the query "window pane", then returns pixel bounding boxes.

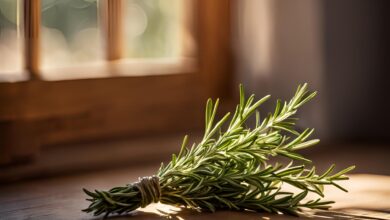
[0,0,22,75]
[41,0,102,69]
[124,0,184,58]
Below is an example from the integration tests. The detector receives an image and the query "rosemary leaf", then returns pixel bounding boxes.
[83,83,355,217]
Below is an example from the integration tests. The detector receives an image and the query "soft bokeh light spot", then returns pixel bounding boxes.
[126,3,148,38]
[125,0,183,58]
[41,0,102,69]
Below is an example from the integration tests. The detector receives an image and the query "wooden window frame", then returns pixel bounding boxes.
[0,0,234,165]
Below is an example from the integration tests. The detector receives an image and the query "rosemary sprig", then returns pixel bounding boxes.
[83,83,355,217]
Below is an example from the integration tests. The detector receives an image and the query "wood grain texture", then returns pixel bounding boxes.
[0,73,205,164]
[0,164,389,220]
[197,0,234,99]
[23,0,41,79]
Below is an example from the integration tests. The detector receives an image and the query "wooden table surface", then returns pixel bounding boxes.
[1,163,390,220]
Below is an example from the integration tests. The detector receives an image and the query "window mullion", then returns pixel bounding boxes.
[23,0,41,79]
[100,0,124,61]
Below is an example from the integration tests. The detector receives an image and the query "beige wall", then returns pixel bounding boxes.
[235,0,389,142]
[234,0,329,138]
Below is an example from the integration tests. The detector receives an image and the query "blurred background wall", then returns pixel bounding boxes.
[235,0,389,143]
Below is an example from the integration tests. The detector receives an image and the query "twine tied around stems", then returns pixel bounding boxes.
[134,176,161,207]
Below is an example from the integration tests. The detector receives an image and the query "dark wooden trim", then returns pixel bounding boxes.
[23,0,41,79]
[197,0,234,99]
[0,73,205,164]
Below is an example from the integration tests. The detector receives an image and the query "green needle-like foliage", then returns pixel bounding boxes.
[83,83,355,218]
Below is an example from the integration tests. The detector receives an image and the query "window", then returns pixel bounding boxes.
[39,0,196,79]
[124,0,184,58]
[0,0,233,166]
[41,0,102,69]
[0,0,23,81]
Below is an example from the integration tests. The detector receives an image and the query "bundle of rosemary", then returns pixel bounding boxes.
[83,84,354,218]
